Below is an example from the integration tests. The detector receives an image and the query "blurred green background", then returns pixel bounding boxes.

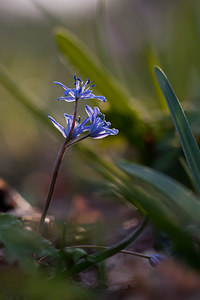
[1,0,200,212]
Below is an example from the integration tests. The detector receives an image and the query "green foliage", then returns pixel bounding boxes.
[116,161,200,267]
[0,214,57,272]
[79,139,200,268]
[0,63,49,131]
[110,68,200,268]
[64,248,87,264]
[155,67,200,194]
[117,161,200,228]
[0,268,91,300]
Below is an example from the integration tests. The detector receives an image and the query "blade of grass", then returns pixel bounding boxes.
[117,160,200,227]
[146,47,168,111]
[179,157,198,193]
[94,0,111,69]
[0,63,57,135]
[155,66,200,195]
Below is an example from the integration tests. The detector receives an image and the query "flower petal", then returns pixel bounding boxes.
[91,133,110,139]
[54,81,69,90]
[64,114,73,136]
[57,96,76,102]
[93,95,107,102]
[48,116,66,138]
[85,105,94,118]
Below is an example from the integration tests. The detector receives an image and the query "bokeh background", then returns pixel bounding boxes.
[1,0,200,215]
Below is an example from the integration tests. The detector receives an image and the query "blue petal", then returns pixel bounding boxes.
[93,107,100,117]
[104,127,119,135]
[93,95,106,102]
[91,133,110,139]
[79,116,90,128]
[82,79,91,91]
[54,81,69,90]
[64,113,73,118]
[85,105,94,118]
[91,108,100,128]
[57,96,75,102]
[64,114,73,137]
[64,114,73,131]
[87,93,106,102]
[84,125,91,131]
[74,117,90,136]
[48,116,66,138]
[75,78,80,90]
[85,84,95,92]
[80,91,92,98]
[64,88,74,97]
[111,129,119,134]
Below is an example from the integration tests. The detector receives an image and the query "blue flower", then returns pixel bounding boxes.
[84,105,119,139]
[48,105,118,141]
[48,114,89,140]
[149,254,165,267]
[54,76,106,102]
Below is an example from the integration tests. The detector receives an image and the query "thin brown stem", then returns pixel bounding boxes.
[38,99,78,233]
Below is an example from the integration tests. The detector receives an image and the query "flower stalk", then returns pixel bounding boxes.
[38,99,78,233]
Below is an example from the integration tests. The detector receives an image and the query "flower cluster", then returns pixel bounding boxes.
[49,76,118,142]
[54,75,106,103]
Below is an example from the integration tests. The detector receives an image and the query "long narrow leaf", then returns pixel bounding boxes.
[115,161,200,268]
[0,63,57,135]
[117,160,200,227]
[124,184,200,269]
[155,66,200,194]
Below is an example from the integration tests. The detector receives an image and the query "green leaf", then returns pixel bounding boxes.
[0,64,46,126]
[64,248,87,264]
[0,63,59,137]
[0,268,91,300]
[146,46,168,111]
[155,66,200,194]
[117,160,200,228]
[116,161,200,268]
[0,214,57,272]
